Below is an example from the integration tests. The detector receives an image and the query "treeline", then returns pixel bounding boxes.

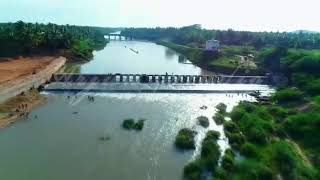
[121,24,320,49]
[257,47,320,76]
[0,21,113,60]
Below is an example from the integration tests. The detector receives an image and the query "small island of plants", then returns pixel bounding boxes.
[183,130,221,180]
[197,116,209,128]
[213,103,228,125]
[122,119,145,131]
[175,128,197,150]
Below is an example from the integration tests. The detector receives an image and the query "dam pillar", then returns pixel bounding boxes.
[152,76,156,83]
[207,76,212,83]
[183,76,187,83]
[201,76,205,83]
[177,75,181,83]
[171,76,175,83]
[140,74,149,83]
[119,75,123,82]
[189,76,194,83]
[158,76,163,83]
[165,75,168,83]
[195,76,200,83]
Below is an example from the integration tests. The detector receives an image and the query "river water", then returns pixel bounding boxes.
[0,40,273,180]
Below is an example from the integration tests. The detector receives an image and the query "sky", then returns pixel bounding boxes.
[0,0,319,32]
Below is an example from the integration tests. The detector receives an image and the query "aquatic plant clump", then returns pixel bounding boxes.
[122,119,135,129]
[122,119,145,131]
[200,131,221,170]
[133,119,145,131]
[213,112,225,125]
[183,159,203,180]
[216,103,227,115]
[175,128,196,150]
[197,116,209,128]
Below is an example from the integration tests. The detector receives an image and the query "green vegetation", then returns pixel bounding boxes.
[216,103,227,115]
[0,21,111,61]
[197,116,209,128]
[175,128,196,150]
[122,119,145,131]
[221,97,320,179]
[213,103,228,125]
[221,149,235,171]
[200,131,221,171]
[122,119,135,130]
[122,25,320,75]
[183,159,203,180]
[213,112,225,125]
[134,119,145,130]
[182,130,221,180]
[157,40,260,75]
[122,25,320,49]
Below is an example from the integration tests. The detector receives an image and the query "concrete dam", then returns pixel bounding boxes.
[44,73,274,94]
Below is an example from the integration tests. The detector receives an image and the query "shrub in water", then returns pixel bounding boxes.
[240,143,258,158]
[273,88,303,103]
[216,103,227,114]
[134,119,145,131]
[221,151,235,171]
[183,159,203,180]
[226,132,246,150]
[213,113,225,125]
[206,130,220,140]
[213,167,227,180]
[247,127,268,144]
[230,107,246,121]
[122,119,135,129]
[197,116,209,128]
[234,159,273,180]
[175,128,196,150]
[201,131,221,171]
[224,121,239,133]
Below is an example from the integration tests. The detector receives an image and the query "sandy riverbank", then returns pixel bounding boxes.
[0,89,45,128]
[0,56,66,128]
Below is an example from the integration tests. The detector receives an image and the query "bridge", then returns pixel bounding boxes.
[105,33,133,41]
[50,73,272,84]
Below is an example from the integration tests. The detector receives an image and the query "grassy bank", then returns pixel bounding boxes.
[157,41,264,75]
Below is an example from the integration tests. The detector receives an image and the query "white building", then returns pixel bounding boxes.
[205,39,220,51]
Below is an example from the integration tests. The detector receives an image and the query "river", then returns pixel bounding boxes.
[0,40,273,180]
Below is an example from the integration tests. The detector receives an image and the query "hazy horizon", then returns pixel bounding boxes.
[0,0,319,32]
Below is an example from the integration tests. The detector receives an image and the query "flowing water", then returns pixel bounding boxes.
[0,40,273,180]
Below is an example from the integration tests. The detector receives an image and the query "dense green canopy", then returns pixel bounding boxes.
[0,21,111,60]
[122,24,320,49]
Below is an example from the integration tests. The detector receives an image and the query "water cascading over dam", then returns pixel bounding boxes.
[44,73,274,94]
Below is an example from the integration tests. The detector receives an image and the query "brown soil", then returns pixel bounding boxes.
[0,56,55,85]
